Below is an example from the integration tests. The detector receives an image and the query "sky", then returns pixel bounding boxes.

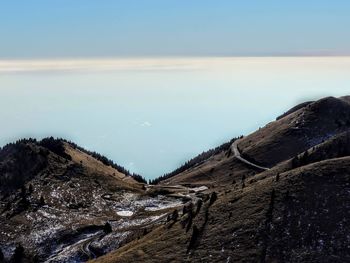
[0,0,350,58]
[1,2,350,179]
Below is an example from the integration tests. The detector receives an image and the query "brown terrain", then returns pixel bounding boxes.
[1,96,350,262]
[0,139,189,262]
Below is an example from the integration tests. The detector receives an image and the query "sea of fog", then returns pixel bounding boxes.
[0,57,349,179]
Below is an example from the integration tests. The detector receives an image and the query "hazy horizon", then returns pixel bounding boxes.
[1,56,350,179]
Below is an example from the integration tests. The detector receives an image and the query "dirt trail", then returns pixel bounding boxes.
[230,139,270,171]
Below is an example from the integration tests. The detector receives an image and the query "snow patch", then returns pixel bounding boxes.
[117,210,134,217]
[190,186,208,192]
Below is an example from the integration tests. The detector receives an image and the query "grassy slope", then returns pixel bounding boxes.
[64,142,142,190]
[238,97,350,167]
[93,157,350,263]
[161,151,258,187]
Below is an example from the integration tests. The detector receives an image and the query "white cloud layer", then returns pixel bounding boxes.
[0,57,349,74]
[0,58,207,73]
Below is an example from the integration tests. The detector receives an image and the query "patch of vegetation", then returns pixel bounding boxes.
[39,137,72,160]
[104,222,112,234]
[0,140,48,193]
[0,138,38,153]
[0,137,147,190]
[187,225,199,252]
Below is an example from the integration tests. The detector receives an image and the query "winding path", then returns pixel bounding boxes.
[230,139,270,171]
[79,233,103,260]
[78,212,176,260]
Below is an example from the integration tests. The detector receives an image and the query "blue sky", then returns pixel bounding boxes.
[1,0,349,58]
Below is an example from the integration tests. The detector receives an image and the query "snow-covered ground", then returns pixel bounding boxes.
[0,185,190,262]
[116,210,134,217]
[0,179,211,262]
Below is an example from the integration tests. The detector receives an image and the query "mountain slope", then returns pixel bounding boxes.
[0,138,184,262]
[238,96,350,167]
[2,96,350,263]
[161,150,259,187]
[93,157,350,263]
[158,96,350,187]
[92,95,350,263]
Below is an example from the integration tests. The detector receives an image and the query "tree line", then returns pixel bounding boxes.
[59,138,147,184]
[0,137,147,184]
[149,137,240,185]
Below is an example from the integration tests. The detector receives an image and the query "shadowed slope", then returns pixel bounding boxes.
[238,97,350,167]
[0,138,149,262]
[93,157,350,263]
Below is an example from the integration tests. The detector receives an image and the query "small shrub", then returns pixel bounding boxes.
[183,202,193,215]
[172,209,179,221]
[186,213,193,233]
[0,247,4,262]
[39,196,45,206]
[12,244,24,263]
[276,173,280,182]
[209,192,217,206]
[195,199,203,215]
[187,225,199,252]
[103,222,112,234]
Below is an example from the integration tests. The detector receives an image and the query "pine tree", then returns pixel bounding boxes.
[103,222,112,234]
[12,244,24,263]
[39,195,45,206]
[276,173,280,182]
[209,192,217,206]
[172,209,179,221]
[28,184,33,194]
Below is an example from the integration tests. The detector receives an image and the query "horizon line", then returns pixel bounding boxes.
[1,56,350,73]
[1,54,350,61]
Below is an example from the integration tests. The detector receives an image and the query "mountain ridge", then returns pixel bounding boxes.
[1,95,350,262]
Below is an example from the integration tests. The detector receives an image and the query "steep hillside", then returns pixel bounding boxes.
[157,136,262,187]
[150,138,237,185]
[161,151,259,187]
[238,97,350,167]
[0,139,186,262]
[93,157,350,263]
[251,130,350,183]
[276,100,313,120]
